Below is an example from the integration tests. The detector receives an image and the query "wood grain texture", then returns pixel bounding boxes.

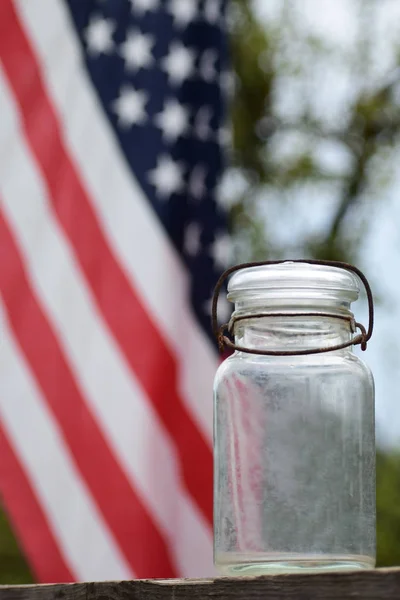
[1,569,400,600]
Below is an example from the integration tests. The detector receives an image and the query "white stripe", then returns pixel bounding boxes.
[0,70,213,577]
[0,304,133,582]
[16,0,217,445]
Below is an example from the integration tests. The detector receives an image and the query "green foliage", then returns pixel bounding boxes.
[0,508,33,584]
[376,451,400,567]
[226,0,400,264]
[230,2,274,178]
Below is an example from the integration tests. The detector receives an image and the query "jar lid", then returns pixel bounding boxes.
[227,261,360,302]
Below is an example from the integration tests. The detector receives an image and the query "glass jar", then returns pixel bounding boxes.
[213,261,375,576]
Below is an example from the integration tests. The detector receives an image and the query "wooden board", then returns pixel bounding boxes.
[1,569,400,600]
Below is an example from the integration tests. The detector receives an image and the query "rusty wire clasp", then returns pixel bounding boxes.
[211,259,374,357]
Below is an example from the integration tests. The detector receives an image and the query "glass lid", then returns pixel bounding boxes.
[227,261,360,302]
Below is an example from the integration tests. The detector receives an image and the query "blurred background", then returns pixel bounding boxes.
[1,0,400,583]
[223,0,400,569]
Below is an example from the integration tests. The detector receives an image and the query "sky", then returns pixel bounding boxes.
[252,0,400,447]
[362,155,400,447]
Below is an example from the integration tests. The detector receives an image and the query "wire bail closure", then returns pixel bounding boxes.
[212,259,374,357]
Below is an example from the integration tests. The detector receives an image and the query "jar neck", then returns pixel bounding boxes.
[232,301,355,355]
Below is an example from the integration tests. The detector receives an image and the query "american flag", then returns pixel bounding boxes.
[0,0,231,582]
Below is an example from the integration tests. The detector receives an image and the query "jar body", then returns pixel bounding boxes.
[214,350,375,575]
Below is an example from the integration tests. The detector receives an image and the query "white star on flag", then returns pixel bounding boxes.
[215,174,237,209]
[130,0,159,14]
[199,49,218,82]
[188,165,207,200]
[85,16,115,56]
[217,124,232,148]
[212,233,232,269]
[204,0,221,24]
[168,0,199,28]
[120,30,155,72]
[162,42,195,86]
[148,155,185,199]
[184,222,202,256]
[155,99,190,142]
[194,106,213,140]
[220,70,235,98]
[112,86,148,128]
[204,291,231,323]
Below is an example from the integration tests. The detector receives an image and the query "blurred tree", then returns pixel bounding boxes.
[224,0,400,264]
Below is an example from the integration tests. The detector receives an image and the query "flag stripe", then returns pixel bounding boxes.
[1,0,212,526]
[0,211,177,578]
[0,65,213,576]
[0,425,74,583]
[0,303,134,582]
[15,0,217,448]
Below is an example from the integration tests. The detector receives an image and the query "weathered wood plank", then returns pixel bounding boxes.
[1,569,400,600]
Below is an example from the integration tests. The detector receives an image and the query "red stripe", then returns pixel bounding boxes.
[0,424,75,583]
[0,211,177,578]
[0,0,213,524]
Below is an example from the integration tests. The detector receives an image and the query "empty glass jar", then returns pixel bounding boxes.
[213,261,375,576]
